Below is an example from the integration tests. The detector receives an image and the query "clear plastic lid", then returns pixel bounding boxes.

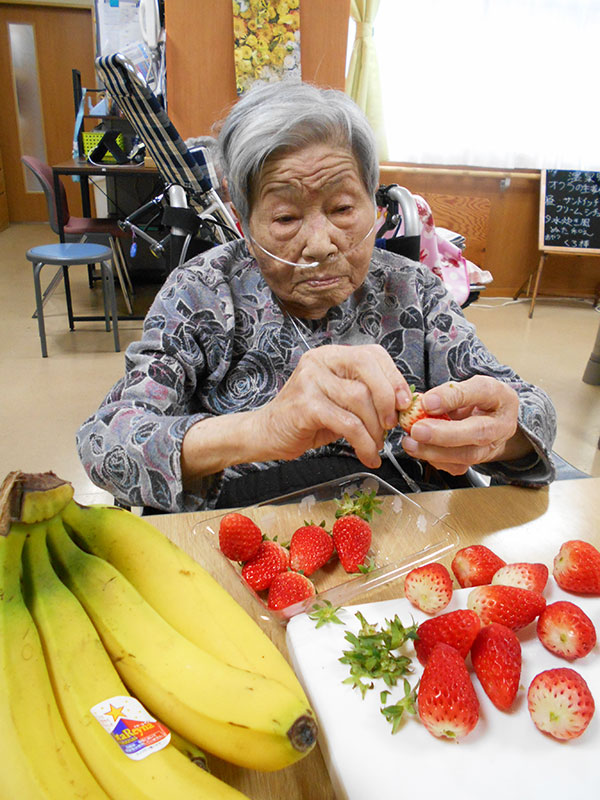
[192,472,460,624]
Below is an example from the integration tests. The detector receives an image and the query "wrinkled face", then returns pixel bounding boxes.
[246,142,376,319]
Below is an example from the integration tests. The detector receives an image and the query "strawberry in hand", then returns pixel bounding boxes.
[289,522,334,576]
[471,622,522,711]
[527,668,595,740]
[218,512,262,562]
[417,642,479,740]
[397,385,450,435]
[404,562,453,614]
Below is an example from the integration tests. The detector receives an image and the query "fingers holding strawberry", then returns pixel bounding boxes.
[256,343,415,471]
[401,375,534,472]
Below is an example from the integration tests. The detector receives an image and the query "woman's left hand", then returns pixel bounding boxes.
[401,375,533,475]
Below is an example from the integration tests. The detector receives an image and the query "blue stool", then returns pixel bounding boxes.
[26,242,120,358]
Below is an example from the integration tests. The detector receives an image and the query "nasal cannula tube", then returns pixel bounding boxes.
[249,208,377,269]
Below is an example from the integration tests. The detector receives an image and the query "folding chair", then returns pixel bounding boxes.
[95,53,240,272]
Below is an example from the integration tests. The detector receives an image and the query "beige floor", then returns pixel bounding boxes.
[1,222,599,508]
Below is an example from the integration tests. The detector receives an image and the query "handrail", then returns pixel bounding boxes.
[380,164,540,181]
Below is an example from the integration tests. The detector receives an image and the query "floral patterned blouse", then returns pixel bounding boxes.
[77,240,556,511]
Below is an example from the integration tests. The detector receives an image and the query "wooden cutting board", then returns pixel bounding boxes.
[286,586,599,800]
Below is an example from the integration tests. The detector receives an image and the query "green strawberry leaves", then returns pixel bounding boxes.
[308,600,345,628]
[339,612,418,719]
[380,678,419,733]
[334,490,383,522]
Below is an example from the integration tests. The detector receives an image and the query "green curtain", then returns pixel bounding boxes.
[345,0,388,161]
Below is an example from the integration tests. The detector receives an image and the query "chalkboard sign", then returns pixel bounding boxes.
[539,169,600,254]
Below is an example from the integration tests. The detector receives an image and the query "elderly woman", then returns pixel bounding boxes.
[77,82,556,512]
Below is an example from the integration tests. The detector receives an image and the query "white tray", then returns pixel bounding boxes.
[286,584,599,800]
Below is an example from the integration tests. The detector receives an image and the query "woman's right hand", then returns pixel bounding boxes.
[254,344,414,468]
[182,344,415,488]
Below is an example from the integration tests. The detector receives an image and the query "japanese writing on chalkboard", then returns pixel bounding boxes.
[541,170,600,252]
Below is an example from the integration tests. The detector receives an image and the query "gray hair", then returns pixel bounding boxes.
[217,82,379,229]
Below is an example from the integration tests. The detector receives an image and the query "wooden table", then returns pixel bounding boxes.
[150,478,600,800]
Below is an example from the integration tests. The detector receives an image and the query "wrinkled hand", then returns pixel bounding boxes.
[256,344,413,468]
[402,376,532,475]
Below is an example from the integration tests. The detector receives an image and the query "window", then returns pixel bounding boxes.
[372,0,600,170]
[8,23,47,191]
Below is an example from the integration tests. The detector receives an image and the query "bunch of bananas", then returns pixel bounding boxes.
[0,471,318,800]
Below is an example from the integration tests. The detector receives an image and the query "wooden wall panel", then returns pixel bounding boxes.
[299,0,349,89]
[165,0,350,139]
[381,166,600,299]
[424,193,490,268]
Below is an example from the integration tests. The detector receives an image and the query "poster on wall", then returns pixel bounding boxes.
[95,0,149,77]
[232,0,301,95]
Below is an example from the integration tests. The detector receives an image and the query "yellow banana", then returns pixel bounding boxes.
[3,470,74,524]
[22,519,250,800]
[169,730,209,771]
[61,498,308,701]
[47,515,318,771]
[0,524,108,800]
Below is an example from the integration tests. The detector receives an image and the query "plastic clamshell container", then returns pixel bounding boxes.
[193,473,459,624]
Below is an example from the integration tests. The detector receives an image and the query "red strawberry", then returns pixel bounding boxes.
[414,609,481,666]
[417,642,479,740]
[467,584,546,630]
[332,515,372,573]
[451,544,506,588]
[289,523,334,576]
[527,668,595,740]
[398,385,450,434]
[553,539,600,595]
[404,562,453,614]
[492,562,549,593]
[267,571,316,611]
[241,540,289,592]
[471,623,522,711]
[218,512,262,562]
[536,600,597,660]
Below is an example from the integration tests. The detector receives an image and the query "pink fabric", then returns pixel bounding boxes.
[414,194,471,306]
[377,193,493,306]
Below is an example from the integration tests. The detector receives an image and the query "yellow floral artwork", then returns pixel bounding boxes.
[232,0,302,95]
